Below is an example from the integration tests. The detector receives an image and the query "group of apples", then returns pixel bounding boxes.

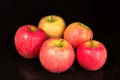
[14,15,107,73]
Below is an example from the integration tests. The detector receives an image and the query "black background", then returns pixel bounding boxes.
[0,0,120,80]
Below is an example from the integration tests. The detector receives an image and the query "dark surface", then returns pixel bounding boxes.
[0,0,120,80]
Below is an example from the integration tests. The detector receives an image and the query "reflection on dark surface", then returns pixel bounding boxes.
[103,62,120,80]
[18,57,104,80]
[76,68,103,80]
[18,57,74,80]
[18,57,44,80]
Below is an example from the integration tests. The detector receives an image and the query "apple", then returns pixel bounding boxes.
[39,38,75,73]
[38,15,66,38]
[64,22,93,48]
[76,40,107,71]
[14,25,48,59]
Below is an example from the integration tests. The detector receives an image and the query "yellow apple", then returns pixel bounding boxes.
[38,15,66,38]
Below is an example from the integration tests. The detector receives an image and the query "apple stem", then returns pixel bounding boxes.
[46,16,57,22]
[90,39,94,47]
[59,39,64,47]
[50,16,53,21]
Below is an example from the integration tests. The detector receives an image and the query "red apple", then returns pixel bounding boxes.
[38,15,66,38]
[14,25,48,59]
[76,40,107,71]
[64,22,93,48]
[39,38,75,73]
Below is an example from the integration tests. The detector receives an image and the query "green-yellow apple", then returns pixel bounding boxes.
[64,22,93,48]
[14,25,48,59]
[39,38,75,73]
[76,40,107,71]
[38,15,66,38]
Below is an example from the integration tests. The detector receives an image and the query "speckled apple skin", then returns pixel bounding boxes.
[15,25,48,59]
[64,22,93,48]
[76,40,107,71]
[39,38,75,73]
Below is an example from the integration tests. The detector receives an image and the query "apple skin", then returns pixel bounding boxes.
[39,38,75,73]
[64,22,93,48]
[76,40,107,71]
[38,15,66,38]
[15,25,48,59]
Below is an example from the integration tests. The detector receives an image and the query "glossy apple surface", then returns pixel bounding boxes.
[39,38,75,73]
[38,15,66,38]
[76,40,107,71]
[15,25,48,59]
[64,22,93,48]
